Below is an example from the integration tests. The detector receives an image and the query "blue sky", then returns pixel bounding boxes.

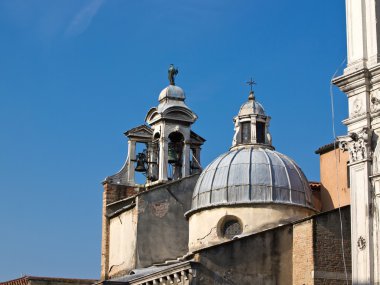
[0,0,347,281]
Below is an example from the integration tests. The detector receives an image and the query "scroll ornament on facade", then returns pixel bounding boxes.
[338,127,372,163]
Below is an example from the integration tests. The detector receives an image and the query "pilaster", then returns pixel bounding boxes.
[182,142,190,177]
[158,137,168,181]
[339,128,373,284]
[127,140,136,184]
[345,0,380,74]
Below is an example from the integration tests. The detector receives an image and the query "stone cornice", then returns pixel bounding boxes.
[332,68,370,95]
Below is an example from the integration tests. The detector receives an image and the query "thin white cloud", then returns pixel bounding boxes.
[65,0,104,37]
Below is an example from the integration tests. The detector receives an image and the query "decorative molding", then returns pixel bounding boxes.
[338,127,372,163]
[357,236,367,250]
[352,97,363,115]
[371,90,380,113]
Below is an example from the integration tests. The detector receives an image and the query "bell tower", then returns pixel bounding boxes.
[104,65,204,187]
[101,66,205,279]
[145,65,203,183]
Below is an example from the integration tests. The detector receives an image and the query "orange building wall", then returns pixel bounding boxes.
[319,147,350,212]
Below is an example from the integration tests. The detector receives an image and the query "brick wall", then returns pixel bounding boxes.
[313,206,351,285]
[293,219,314,285]
[293,207,351,285]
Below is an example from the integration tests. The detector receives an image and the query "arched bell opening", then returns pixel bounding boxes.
[134,142,149,184]
[168,131,184,180]
[146,132,160,182]
[190,148,201,175]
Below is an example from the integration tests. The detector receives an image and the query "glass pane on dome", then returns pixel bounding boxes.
[271,164,290,189]
[228,184,250,202]
[281,157,305,191]
[228,163,250,187]
[251,162,271,186]
[273,186,290,202]
[212,151,235,190]
[211,188,227,204]
[212,165,230,191]
[197,191,210,208]
[231,149,251,165]
[197,168,216,194]
[267,151,285,166]
[251,185,271,201]
[252,149,269,164]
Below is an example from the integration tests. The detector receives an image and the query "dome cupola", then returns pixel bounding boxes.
[187,80,316,252]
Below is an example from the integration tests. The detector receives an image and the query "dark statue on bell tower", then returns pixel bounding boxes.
[168,64,178,85]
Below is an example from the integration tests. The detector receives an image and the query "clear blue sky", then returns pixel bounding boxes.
[0,0,347,281]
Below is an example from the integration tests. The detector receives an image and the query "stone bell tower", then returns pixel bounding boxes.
[145,64,203,183]
[100,66,204,279]
[333,1,380,284]
[104,65,204,187]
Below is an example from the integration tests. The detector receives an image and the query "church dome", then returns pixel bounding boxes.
[188,146,314,215]
[238,91,265,116]
[158,85,185,101]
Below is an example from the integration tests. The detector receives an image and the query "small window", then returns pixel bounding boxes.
[222,219,242,239]
[256,122,265,143]
[241,122,251,144]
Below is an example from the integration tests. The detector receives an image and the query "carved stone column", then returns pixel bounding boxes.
[182,141,190,178]
[339,128,373,284]
[250,117,256,143]
[158,137,168,181]
[147,141,159,181]
[127,140,136,184]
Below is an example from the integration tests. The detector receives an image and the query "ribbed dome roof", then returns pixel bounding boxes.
[158,85,185,101]
[188,147,314,215]
[238,99,265,116]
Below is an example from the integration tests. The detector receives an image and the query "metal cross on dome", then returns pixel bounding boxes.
[246,77,256,92]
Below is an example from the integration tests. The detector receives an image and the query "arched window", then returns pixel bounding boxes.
[168,132,184,180]
[256,122,265,144]
[241,122,251,143]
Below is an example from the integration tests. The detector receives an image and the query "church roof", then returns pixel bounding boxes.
[187,146,314,216]
[0,276,97,285]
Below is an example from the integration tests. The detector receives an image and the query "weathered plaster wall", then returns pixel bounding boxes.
[108,208,138,278]
[135,174,198,268]
[193,224,293,285]
[319,148,350,212]
[188,204,315,251]
[101,183,140,280]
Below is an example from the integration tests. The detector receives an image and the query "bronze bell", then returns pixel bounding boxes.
[135,153,147,172]
[168,145,178,164]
